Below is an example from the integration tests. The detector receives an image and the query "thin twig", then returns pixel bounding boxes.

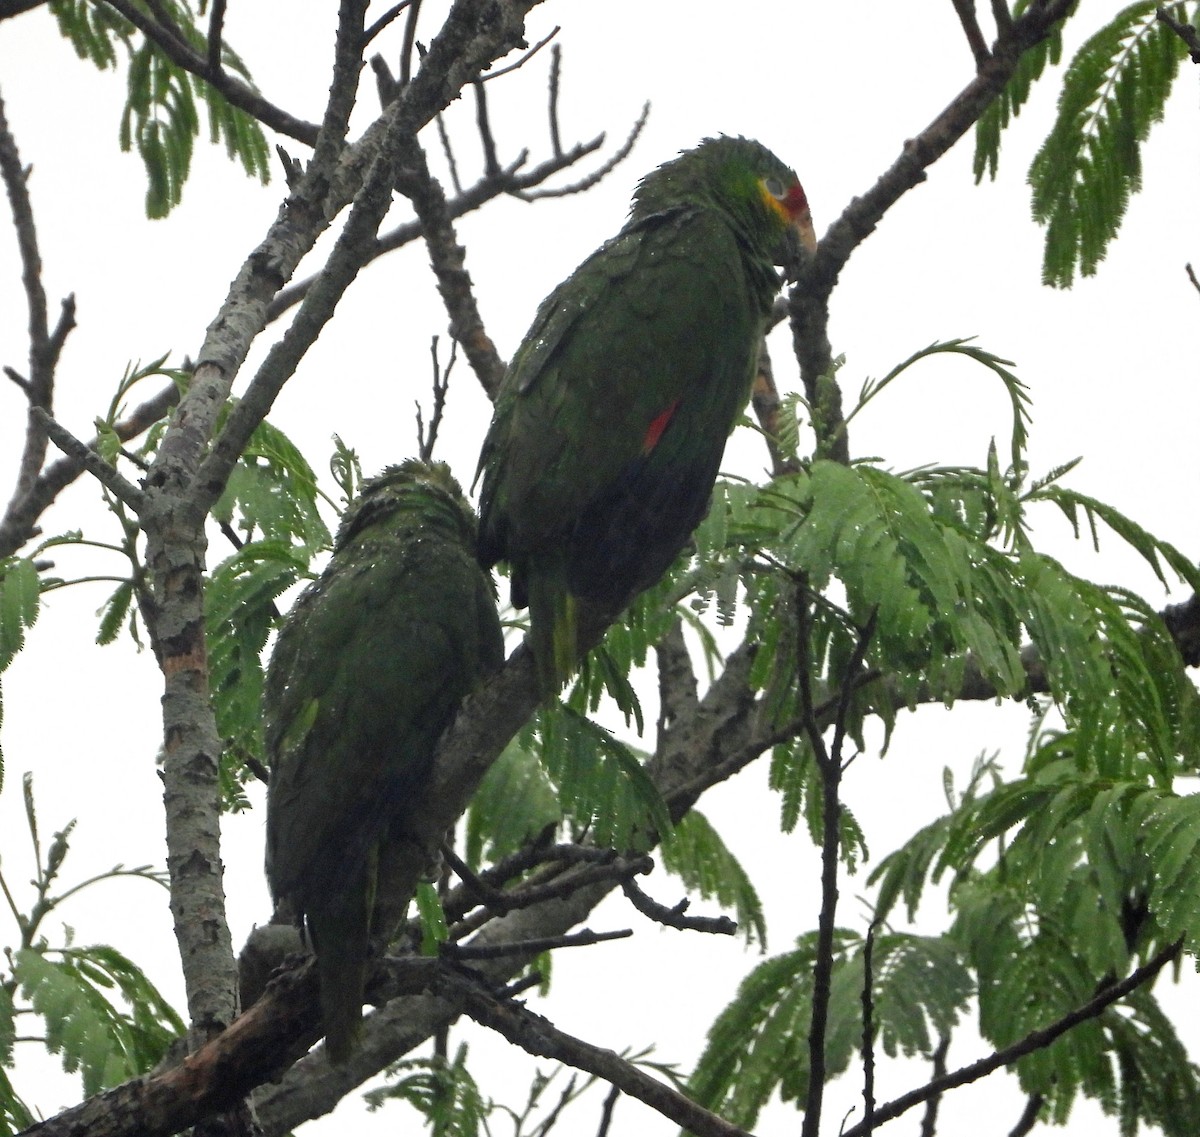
[918,1037,949,1137]
[548,42,563,156]
[364,0,414,46]
[266,136,617,324]
[595,1085,620,1137]
[951,0,991,67]
[31,408,145,510]
[443,968,756,1137]
[1157,4,1200,62]
[861,919,879,1131]
[416,336,453,461]
[801,610,877,1137]
[1007,1092,1045,1137]
[480,25,559,82]
[621,877,736,936]
[517,101,649,201]
[473,79,500,175]
[395,136,507,395]
[1186,262,1200,296]
[204,0,226,75]
[400,0,423,86]
[441,927,631,960]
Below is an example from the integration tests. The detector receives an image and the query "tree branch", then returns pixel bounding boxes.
[1157,4,1200,63]
[950,0,991,67]
[839,937,1184,1137]
[789,0,1075,463]
[0,380,179,559]
[100,0,320,144]
[441,968,756,1137]
[396,136,507,396]
[0,82,73,515]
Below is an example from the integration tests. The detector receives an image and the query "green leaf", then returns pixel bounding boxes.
[414,883,449,957]
[1028,2,1187,286]
[659,811,767,947]
[974,2,1070,182]
[49,0,270,217]
[367,1045,490,1136]
[0,557,41,670]
[536,705,672,852]
[688,931,861,1128]
[14,946,183,1096]
[464,739,562,871]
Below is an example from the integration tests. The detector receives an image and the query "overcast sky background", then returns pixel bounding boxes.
[1,2,1198,1134]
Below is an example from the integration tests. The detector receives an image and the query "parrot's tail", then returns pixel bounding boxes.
[526,568,577,696]
[308,860,375,1064]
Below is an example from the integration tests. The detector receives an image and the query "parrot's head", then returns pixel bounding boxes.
[632,136,815,278]
[335,459,477,551]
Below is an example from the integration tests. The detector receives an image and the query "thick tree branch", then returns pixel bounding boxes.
[397,136,507,396]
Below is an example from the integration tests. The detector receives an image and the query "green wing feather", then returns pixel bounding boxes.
[264,460,504,1062]
[477,137,810,692]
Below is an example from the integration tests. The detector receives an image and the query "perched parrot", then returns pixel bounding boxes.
[475,135,816,690]
[263,459,504,1063]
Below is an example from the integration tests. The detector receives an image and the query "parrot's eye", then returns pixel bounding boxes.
[763,176,787,200]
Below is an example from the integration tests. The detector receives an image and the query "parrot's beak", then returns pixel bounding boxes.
[795,210,817,255]
[779,211,817,282]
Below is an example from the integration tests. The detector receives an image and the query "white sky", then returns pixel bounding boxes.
[1,2,1198,1134]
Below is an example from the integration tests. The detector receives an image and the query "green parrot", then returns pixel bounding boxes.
[263,459,504,1063]
[475,135,816,690]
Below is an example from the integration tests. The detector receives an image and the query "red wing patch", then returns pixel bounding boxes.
[642,399,680,454]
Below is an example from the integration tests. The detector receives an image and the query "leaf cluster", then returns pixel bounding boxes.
[48,0,270,217]
[0,781,180,1129]
[976,1,1192,286]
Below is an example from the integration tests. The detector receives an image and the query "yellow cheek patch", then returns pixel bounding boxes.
[759,180,794,224]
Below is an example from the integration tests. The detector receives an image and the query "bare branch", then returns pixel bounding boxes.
[951,0,990,67]
[204,0,227,75]
[400,0,423,87]
[30,407,145,511]
[0,380,178,558]
[621,876,737,936]
[396,136,507,396]
[443,926,632,959]
[802,611,877,1137]
[0,83,73,505]
[517,101,649,201]
[1157,4,1200,62]
[473,79,500,175]
[919,1037,950,1137]
[443,969,756,1137]
[789,0,1074,463]
[480,26,559,82]
[416,336,453,462]
[861,919,880,1130]
[1007,1093,1045,1137]
[266,135,612,325]
[364,0,413,47]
